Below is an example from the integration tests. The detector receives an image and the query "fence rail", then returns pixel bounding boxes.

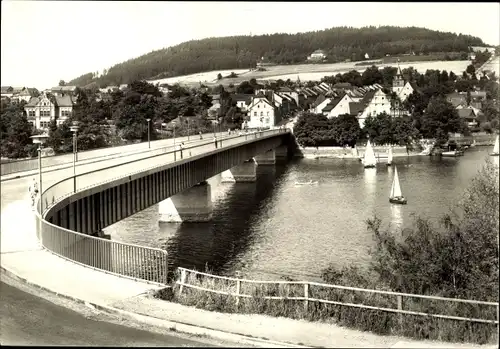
[1,130,251,176]
[35,128,289,284]
[175,267,500,325]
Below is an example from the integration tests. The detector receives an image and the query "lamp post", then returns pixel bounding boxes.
[172,120,177,161]
[187,118,190,141]
[31,134,49,209]
[70,122,80,193]
[146,118,151,149]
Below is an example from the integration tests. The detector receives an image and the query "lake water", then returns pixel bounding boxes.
[104,147,497,282]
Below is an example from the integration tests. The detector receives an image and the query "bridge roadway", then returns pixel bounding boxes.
[41,130,286,211]
[1,131,261,207]
[1,130,230,176]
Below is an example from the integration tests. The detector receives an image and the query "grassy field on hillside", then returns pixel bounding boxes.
[148,59,471,86]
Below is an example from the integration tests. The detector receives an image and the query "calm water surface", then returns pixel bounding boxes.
[105,147,497,281]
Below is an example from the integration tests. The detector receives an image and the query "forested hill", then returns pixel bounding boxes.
[69,26,485,87]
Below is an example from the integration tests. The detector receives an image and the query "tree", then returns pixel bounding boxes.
[0,100,35,158]
[361,65,383,86]
[362,112,393,145]
[420,96,463,145]
[236,81,255,94]
[217,73,223,80]
[466,64,475,76]
[293,113,333,147]
[59,80,66,86]
[332,114,361,147]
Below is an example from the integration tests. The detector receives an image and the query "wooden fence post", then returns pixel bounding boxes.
[304,283,309,313]
[235,279,241,307]
[397,295,403,327]
[179,269,186,296]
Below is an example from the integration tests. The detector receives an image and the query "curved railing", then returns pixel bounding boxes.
[2,130,237,176]
[35,128,289,285]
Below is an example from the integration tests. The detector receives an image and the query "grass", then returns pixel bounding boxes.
[155,269,499,345]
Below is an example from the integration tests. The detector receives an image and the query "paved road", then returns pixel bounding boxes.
[0,279,220,346]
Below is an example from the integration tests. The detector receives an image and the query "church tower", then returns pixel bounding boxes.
[392,62,405,96]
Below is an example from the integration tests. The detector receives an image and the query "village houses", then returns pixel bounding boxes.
[1,86,39,102]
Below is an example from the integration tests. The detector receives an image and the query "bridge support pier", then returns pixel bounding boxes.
[275,145,288,161]
[221,159,257,183]
[254,149,276,165]
[159,181,212,223]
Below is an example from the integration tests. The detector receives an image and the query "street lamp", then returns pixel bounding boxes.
[31,134,49,209]
[146,118,151,149]
[187,118,190,141]
[172,120,177,161]
[70,121,80,193]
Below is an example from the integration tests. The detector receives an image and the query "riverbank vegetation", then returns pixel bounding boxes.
[68,26,487,87]
[158,160,499,344]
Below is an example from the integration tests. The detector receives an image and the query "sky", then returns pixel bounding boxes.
[1,1,499,90]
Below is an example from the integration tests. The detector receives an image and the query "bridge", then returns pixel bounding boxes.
[28,129,292,283]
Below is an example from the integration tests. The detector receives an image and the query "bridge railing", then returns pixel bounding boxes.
[175,267,499,325]
[37,128,289,283]
[1,130,245,176]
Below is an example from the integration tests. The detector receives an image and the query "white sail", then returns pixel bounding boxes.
[390,166,403,198]
[387,147,393,164]
[493,135,499,154]
[363,140,377,167]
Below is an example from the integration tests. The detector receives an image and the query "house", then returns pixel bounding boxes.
[277,86,299,106]
[1,86,26,100]
[307,49,327,61]
[322,93,354,118]
[356,89,393,128]
[11,87,38,103]
[457,107,479,128]
[446,91,487,108]
[1,86,14,99]
[24,93,76,129]
[392,66,416,102]
[314,98,332,114]
[246,94,280,129]
[230,94,253,112]
[50,85,77,96]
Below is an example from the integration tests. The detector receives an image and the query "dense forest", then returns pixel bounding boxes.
[68,26,486,87]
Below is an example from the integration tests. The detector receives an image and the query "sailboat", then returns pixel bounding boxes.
[362,140,377,168]
[387,147,393,166]
[491,135,499,156]
[389,166,407,205]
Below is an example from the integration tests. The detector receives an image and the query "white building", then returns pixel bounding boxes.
[322,93,354,118]
[357,89,392,128]
[247,95,278,129]
[307,49,327,61]
[24,93,75,129]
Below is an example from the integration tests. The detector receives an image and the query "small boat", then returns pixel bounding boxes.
[389,166,407,205]
[491,135,499,156]
[295,180,318,186]
[362,140,377,168]
[386,147,393,166]
[441,150,461,157]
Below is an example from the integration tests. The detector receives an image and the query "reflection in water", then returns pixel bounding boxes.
[163,164,287,277]
[363,167,377,206]
[390,204,403,231]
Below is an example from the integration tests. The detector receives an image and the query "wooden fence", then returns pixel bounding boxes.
[175,267,499,325]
